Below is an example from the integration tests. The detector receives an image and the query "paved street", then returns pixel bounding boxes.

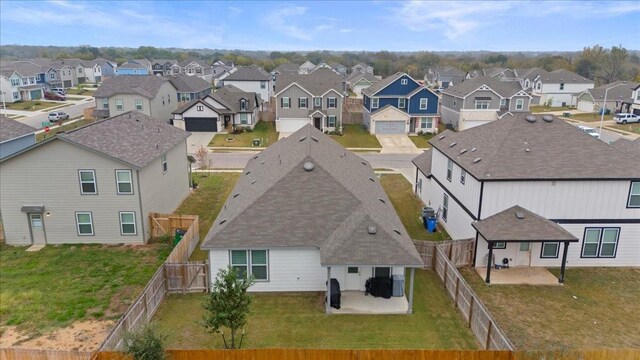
[4,99,94,129]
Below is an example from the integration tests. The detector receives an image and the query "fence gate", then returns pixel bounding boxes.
[165,262,208,293]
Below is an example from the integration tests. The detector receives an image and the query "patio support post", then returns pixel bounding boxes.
[326,267,331,313]
[485,242,493,284]
[559,241,570,283]
[408,267,415,314]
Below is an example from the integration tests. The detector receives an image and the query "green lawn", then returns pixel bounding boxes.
[330,124,381,148]
[380,174,450,241]
[173,173,240,261]
[0,243,170,337]
[65,87,95,96]
[608,123,640,134]
[530,105,573,113]
[209,121,278,147]
[565,113,613,122]
[460,267,640,350]
[152,269,477,349]
[36,118,94,142]
[65,96,86,101]
[4,100,67,111]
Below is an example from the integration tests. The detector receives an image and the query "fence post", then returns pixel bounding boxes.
[443,259,449,290]
[431,245,437,270]
[143,291,148,321]
[454,277,460,308]
[468,296,475,328]
[485,320,493,349]
[182,264,187,294]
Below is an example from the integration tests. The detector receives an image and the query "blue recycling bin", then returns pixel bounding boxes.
[427,217,437,232]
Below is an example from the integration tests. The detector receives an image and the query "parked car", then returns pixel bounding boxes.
[50,88,66,95]
[48,111,69,122]
[614,113,640,124]
[577,125,600,139]
[44,91,66,101]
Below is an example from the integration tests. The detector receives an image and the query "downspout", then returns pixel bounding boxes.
[472,181,485,267]
[136,170,146,243]
[414,167,419,194]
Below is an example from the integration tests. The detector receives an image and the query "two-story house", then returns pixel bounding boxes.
[98,59,117,79]
[351,63,374,75]
[93,76,178,122]
[412,113,640,277]
[0,111,191,245]
[624,83,640,115]
[440,76,532,131]
[274,68,344,133]
[152,59,179,76]
[518,68,594,107]
[82,59,105,83]
[168,74,212,103]
[0,115,36,160]
[172,84,263,132]
[425,66,466,88]
[220,65,272,103]
[179,59,212,82]
[0,61,46,102]
[362,73,440,134]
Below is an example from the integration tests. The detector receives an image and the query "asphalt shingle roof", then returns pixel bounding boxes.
[210,85,261,112]
[542,69,593,84]
[168,74,211,93]
[224,65,270,81]
[583,81,639,102]
[94,76,172,99]
[0,115,35,142]
[442,76,526,98]
[275,68,344,95]
[201,125,423,267]
[611,138,640,161]
[273,63,300,74]
[412,149,432,177]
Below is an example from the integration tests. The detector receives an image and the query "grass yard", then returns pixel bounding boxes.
[409,134,436,148]
[608,123,640,134]
[460,267,640,350]
[173,173,240,261]
[0,243,170,337]
[209,121,278,147]
[65,96,86,101]
[380,174,450,241]
[4,100,67,112]
[530,105,573,113]
[36,118,94,141]
[152,269,477,349]
[330,124,381,148]
[65,87,95,96]
[568,113,614,122]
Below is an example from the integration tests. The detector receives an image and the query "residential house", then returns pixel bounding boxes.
[412,113,640,278]
[271,62,299,91]
[179,59,212,82]
[115,62,149,76]
[518,68,593,107]
[440,76,532,131]
[622,83,640,115]
[220,65,272,102]
[211,60,235,83]
[425,66,465,88]
[151,59,179,76]
[98,59,117,78]
[274,68,344,133]
[347,72,380,98]
[82,59,105,83]
[0,115,36,160]
[0,111,191,245]
[362,73,440,134]
[93,76,178,122]
[351,63,374,75]
[298,61,316,74]
[168,74,212,103]
[576,81,639,113]
[202,125,423,313]
[129,59,153,72]
[0,61,46,102]
[329,62,347,75]
[481,68,519,82]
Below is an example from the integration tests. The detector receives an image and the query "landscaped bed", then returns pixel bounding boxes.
[209,121,278,147]
[4,100,67,111]
[151,269,477,349]
[330,124,381,148]
[380,174,450,241]
[460,267,640,350]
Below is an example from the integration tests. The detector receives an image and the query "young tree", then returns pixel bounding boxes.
[203,266,254,349]
[123,324,167,360]
[194,145,209,170]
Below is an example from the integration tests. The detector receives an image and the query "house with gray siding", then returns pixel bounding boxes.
[0,111,191,246]
[220,65,272,102]
[168,74,212,103]
[0,115,36,160]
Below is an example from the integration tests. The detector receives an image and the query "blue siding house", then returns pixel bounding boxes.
[115,62,148,76]
[361,73,439,134]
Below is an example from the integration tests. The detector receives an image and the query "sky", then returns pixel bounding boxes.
[1,0,639,52]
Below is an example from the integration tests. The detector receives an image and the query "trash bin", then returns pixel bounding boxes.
[427,217,437,232]
[173,229,187,246]
[252,138,261,146]
[392,275,405,297]
[563,112,571,117]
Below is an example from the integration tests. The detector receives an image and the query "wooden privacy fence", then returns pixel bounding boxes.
[412,238,475,269]
[148,213,199,263]
[0,348,93,360]
[434,246,514,350]
[165,261,208,293]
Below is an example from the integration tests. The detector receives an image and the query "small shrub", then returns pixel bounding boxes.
[123,324,167,360]
[245,127,253,133]
[34,102,42,106]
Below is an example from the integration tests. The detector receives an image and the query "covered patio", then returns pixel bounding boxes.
[473,267,560,285]
[330,291,409,314]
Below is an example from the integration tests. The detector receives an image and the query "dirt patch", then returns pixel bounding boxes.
[0,320,114,351]
[104,285,139,318]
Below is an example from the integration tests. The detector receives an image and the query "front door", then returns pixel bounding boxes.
[314,117,322,130]
[28,213,46,245]
[345,267,362,290]
[515,242,531,266]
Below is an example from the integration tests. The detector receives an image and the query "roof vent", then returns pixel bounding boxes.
[311,136,319,142]
[253,155,259,159]
[299,136,307,142]
[361,161,367,166]
[245,171,251,175]
[449,142,457,148]
[303,162,314,171]
[471,147,477,152]
[260,160,265,165]
[515,212,525,219]
[219,219,227,225]
[438,135,446,140]
[369,177,375,182]
[378,198,386,204]
[460,149,468,154]
[525,115,537,123]
[542,115,554,123]
[473,157,482,163]
[251,179,256,184]
[155,144,159,149]
[393,229,402,235]
[367,226,377,235]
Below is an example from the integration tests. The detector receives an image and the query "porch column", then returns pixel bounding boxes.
[326,267,331,314]
[485,242,494,284]
[559,241,570,283]
[407,267,415,314]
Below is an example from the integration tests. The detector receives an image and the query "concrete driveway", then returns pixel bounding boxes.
[187,132,216,153]
[376,134,422,154]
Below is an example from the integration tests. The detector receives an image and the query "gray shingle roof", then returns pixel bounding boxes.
[275,68,344,95]
[347,71,379,83]
[201,125,423,267]
[0,115,35,142]
[172,98,222,115]
[1,61,44,77]
[60,111,189,168]
[94,76,172,99]
[273,62,299,74]
[361,72,404,97]
[611,138,640,161]
[224,65,270,81]
[119,62,147,69]
[442,76,526,98]
[543,69,593,84]
[168,74,211,93]
[472,205,578,242]
[429,113,640,180]
[210,85,261,112]
[584,81,639,102]
[412,149,432,177]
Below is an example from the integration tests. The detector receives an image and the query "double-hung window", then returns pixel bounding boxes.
[260,81,266,89]
[421,117,432,129]
[102,98,109,109]
[314,97,321,107]
[560,83,565,90]
[282,97,290,109]
[327,97,337,108]
[627,182,640,207]
[196,105,204,111]
[371,98,379,109]
[327,115,336,127]
[475,100,490,109]
[119,212,136,235]
[79,170,97,194]
[135,99,143,111]
[299,97,308,109]
[442,194,449,222]
[161,154,168,173]
[76,212,94,236]
[115,99,124,111]
[419,98,428,110]
[398,98,406,108]
[500,98,506,107]
[230,250,269,281]
[115,170,133,194]
[541,242,559,258]
[582,228,620,258]
[240,113,248,124]
[516,98,524,110]
[446,159,453,181]
[493,242,506,249]
[460,169,466,184]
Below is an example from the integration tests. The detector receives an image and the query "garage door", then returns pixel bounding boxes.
[278,119,309,132]
[184,117,217,132]
[577,100,594,112]
[63,80,72,88]
[375,121,405,134]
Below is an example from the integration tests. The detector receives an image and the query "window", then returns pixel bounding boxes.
[371,97,379,109]
[559,83,565,90]
[327,97,337,108]
[493,242,506,249]
[348,267,359,274]
[401,78,408,85]
[50,72,56,80]
[135,99,143,111]
[419,98,428,110]
[420,117,432,129]
[314,97,321,107]
[161,154,168,173]
[115,99,124,111]
[102,98,109,109]
[536,82,541,90]
[11,78,20,87]
[115,170,133,194]
[627,182,640,207]
[240,100,247,111]
[398,98,406,108]
[442,194,449,222]
[119,212,136,235]
[282,97,290,108]
[327,115,336,127]
[515,98,524,110]
[446,159,453,181]
[460,169,466,184]
[525,80,530,88]
[180,93,191,102]
[541,242,559,258]
[373,267,391,278]
[500,98,506,107]
[230,250,269,281]
[12,92,19,100]
[260,81,266,89]
[581,228,620,258]
[79,170,97,194]
[196,105,204,111]
[453,100,456,107]
[76,212,94,236]
[299,97,308,108]
[636,91,640,101]
[475,100,490,109]
[240,113,248,124]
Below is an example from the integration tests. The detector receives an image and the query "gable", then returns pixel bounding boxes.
[276,82,314,97]
[203,96,231,110]
[464,84,502,99]
[374,74,420,96]
[372,105,411,120]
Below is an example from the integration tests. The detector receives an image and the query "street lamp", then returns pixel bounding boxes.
[598,81,627,137]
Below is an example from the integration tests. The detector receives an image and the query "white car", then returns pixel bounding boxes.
[48,111,69,122]
[614,113,639,124]
[577,125,600,139]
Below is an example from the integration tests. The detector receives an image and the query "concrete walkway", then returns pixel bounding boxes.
[376,134,422,154]
[187,132,216,153]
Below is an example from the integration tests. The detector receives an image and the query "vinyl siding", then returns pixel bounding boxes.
[277,84,313,119]
[0,134,36,160]
[425,177,477,240]
[407,88,439,114]
[375,75,419,96]
[508,96,531,112]
[147,81,179,122]
[462,90,501,110]
[440,105,460,127]
[322,90,343,122]
[430,149,481,214]
[108,95,152,118]
[223,80,271,102]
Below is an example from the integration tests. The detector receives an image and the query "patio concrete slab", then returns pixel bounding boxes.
[475,267,561,285]
[187,132,216,154]
[330,291,409,314]
[376,135,422,154]
[26,245,45,252]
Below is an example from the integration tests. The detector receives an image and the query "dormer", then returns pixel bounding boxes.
[240,98,248,111]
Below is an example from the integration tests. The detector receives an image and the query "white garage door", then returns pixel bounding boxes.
[461,120,491,131]
[374,121,405,134]
[577,100,595,112]
[278,119,310,133]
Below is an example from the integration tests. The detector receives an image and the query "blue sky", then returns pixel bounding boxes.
[1,1,638,52]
